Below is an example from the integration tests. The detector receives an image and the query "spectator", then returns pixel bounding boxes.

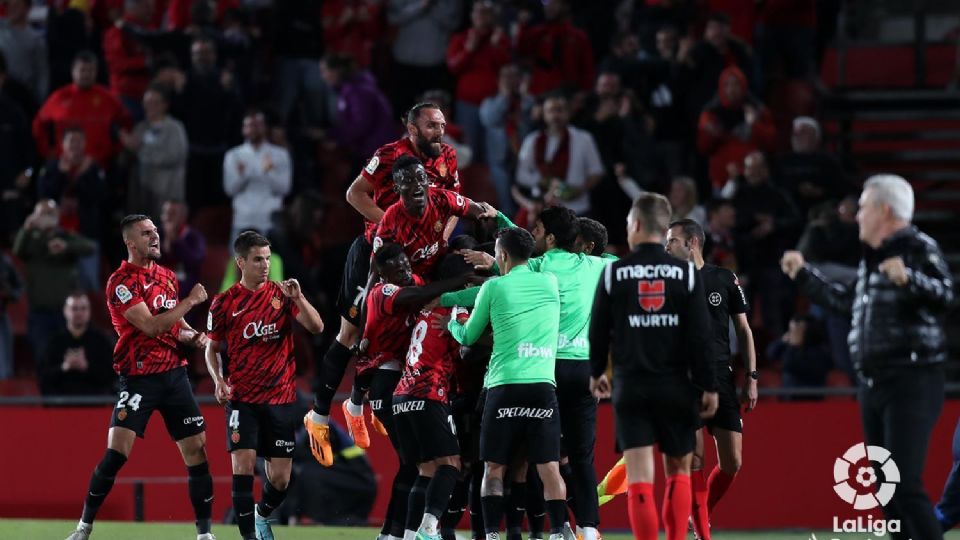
[731,151,800,338]
[321,0,383,70]
[176,36,242,209]
[166,0,238,30]
[158,199,206,301]
[703,198,737,270]
[319,53,396,163]
[479,63,535,216]
[766,314,832,400]
[516,0,595,95]
[754,0,817,89]
[640,25,693,179]
[32,51,133,167]
[575,71,649,245]
[37,128,106,289]
[515,93,604,222]
[0,0,49,103]
[668,175,706,226]
[122,85,188,220]
[39,292,115,397]
[0,66,33,244]
[600,31,643,93]
[0,253,23,380]
[684,12,755,125]
[12,200,95,365]
[446,0,510,162]
[0,50,37,119]
[775,116,847,217]
[696,65,776,192]
[271,0,328,128]
[46,1,98,92]
[387,0,462,115]
[103,0,154,120]
[223,110,292,243]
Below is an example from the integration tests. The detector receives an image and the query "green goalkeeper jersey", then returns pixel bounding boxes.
[448,265,560,388]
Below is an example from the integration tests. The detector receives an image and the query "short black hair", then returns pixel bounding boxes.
[392,154,422,178]
[120,214,152,239]
[668,218,705,248]
[496,227,535,261]
[449,235,478,252]
[374,242,406,272]
[577,217,608,256]
[234,230,271,257]
[405,102,441,124]
[73,50,98,66]
[438,252,474,280]
[538,206,580,251]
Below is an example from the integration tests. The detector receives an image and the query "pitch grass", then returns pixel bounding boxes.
[7,520,960,540]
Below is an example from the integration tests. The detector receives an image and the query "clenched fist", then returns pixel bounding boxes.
[187,283,208,305]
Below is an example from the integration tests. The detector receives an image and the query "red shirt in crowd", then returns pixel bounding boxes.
[446,27,511,105]
[33,83,133,166]
[106,260,186,376]
[394,306,469,404]
[359,275,425,375]
[517,20,595,95]
[103,17,152,99]
[207,281,300,404]
[374,188,472,278]
[322,0,383,69]
[360,137,460,242]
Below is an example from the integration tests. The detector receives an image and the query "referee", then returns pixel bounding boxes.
[589,193,718,540]
[782,175,954,540]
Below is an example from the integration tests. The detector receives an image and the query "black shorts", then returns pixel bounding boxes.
[451,389,483,465]
[480,383,561,465]
[110,367,205,441]
[369,368,403,458]
[556,359,598,461]
[225,401,301,458]
[612,376,699,457]
[393,396,460,464]
[336,235,373,324]
[703,365,743,434]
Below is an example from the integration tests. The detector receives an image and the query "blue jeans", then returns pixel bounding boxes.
[0,313,12,380]
[76,244,101,292]
[456,100,484,164]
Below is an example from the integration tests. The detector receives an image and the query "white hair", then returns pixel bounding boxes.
[792,116,821,139]
[864,174,914,222]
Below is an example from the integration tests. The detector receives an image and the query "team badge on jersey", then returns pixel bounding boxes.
[271,296,282,310]
[117,409,128,421]
[365,156,380,174]
[709,292,722,306]
[115,284,133,304]
[638,280,666,312]
[434,221,442,233]
[437,161,447,177]
[231,430,240,444]
[382,284,398,297]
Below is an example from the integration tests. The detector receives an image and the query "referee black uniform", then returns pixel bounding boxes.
[700,264,750,433]
[589,244,717,455]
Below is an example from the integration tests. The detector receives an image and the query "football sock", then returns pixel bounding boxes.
[81,449,127,524]
[440,478,467,539]
[527,471,546,538]
[545,499,568,535]
[313,341,353,416]
[627,482,658,540]
[663,474,692,540]
[505,482,526,538]
[390,465,418,538]
[425,465,459,524]
[707,467,736,513]
[691,469,711,539]
[482,494,505,535]
[406,475,430,533]
[232,474,255,539]
[187,462,213,535]
[257,478,287,518]
[469,469,485,539]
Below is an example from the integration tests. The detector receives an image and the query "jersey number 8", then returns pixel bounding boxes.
[406,320,429,367]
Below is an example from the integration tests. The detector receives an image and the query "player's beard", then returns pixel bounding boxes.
[414,127,442,158]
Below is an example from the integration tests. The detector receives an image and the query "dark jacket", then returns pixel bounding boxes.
[797,226,954,374]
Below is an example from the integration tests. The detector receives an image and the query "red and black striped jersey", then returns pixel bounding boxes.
[394,306,469,404]
[207,281,300,404]
[106,260,186,376]
[358,275,424,375]
[360,137,460,243]
[373,188,472,278]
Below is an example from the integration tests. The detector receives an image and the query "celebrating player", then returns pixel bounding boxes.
[309,102,461,466]
[392,254,477,540]
[205,231,324,540]
[448,227,574,540]
[66,215,214,540]
[589,194,718,540]
[665,219,757,539]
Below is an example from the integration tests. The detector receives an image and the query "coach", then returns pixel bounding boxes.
[781,174,954,540]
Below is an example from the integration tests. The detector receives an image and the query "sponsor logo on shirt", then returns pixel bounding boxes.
[392,400,426,414]
[628,314,679,327]
[616,264,683,281]
[115,285,133,304]
[411,242,440,263]
[183,416,205,426]
[557,334,587,349]
[369,399,383,410]
[708,292,722,306]
[518,343,553,359]
[364,155,380,174]
[638,280,666,312]
[243,320,279,340]
[496,407,554,419]
[152,294,177,310]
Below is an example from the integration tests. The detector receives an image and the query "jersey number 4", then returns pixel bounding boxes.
[229,410,240,430]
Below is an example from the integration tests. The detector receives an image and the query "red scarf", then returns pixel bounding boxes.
[534,128,570,182]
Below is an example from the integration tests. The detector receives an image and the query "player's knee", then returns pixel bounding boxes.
[691,453,704,471]
[180,434,208,463]
[268,473,290,491]
[435,455,461,471]
[664,455,692,476]
[720,455,742,475]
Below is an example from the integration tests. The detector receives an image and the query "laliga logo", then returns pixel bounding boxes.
[833,443,900,509]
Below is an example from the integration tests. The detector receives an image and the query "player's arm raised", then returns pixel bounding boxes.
[390,273,481,312]
[346,175,385,223]
[123,283,207,338]
[280,278,324,334]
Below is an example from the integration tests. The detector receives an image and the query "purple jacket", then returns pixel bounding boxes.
[331,71,398,159]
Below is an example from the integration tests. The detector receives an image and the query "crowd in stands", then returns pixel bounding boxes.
[0,0,858,399]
